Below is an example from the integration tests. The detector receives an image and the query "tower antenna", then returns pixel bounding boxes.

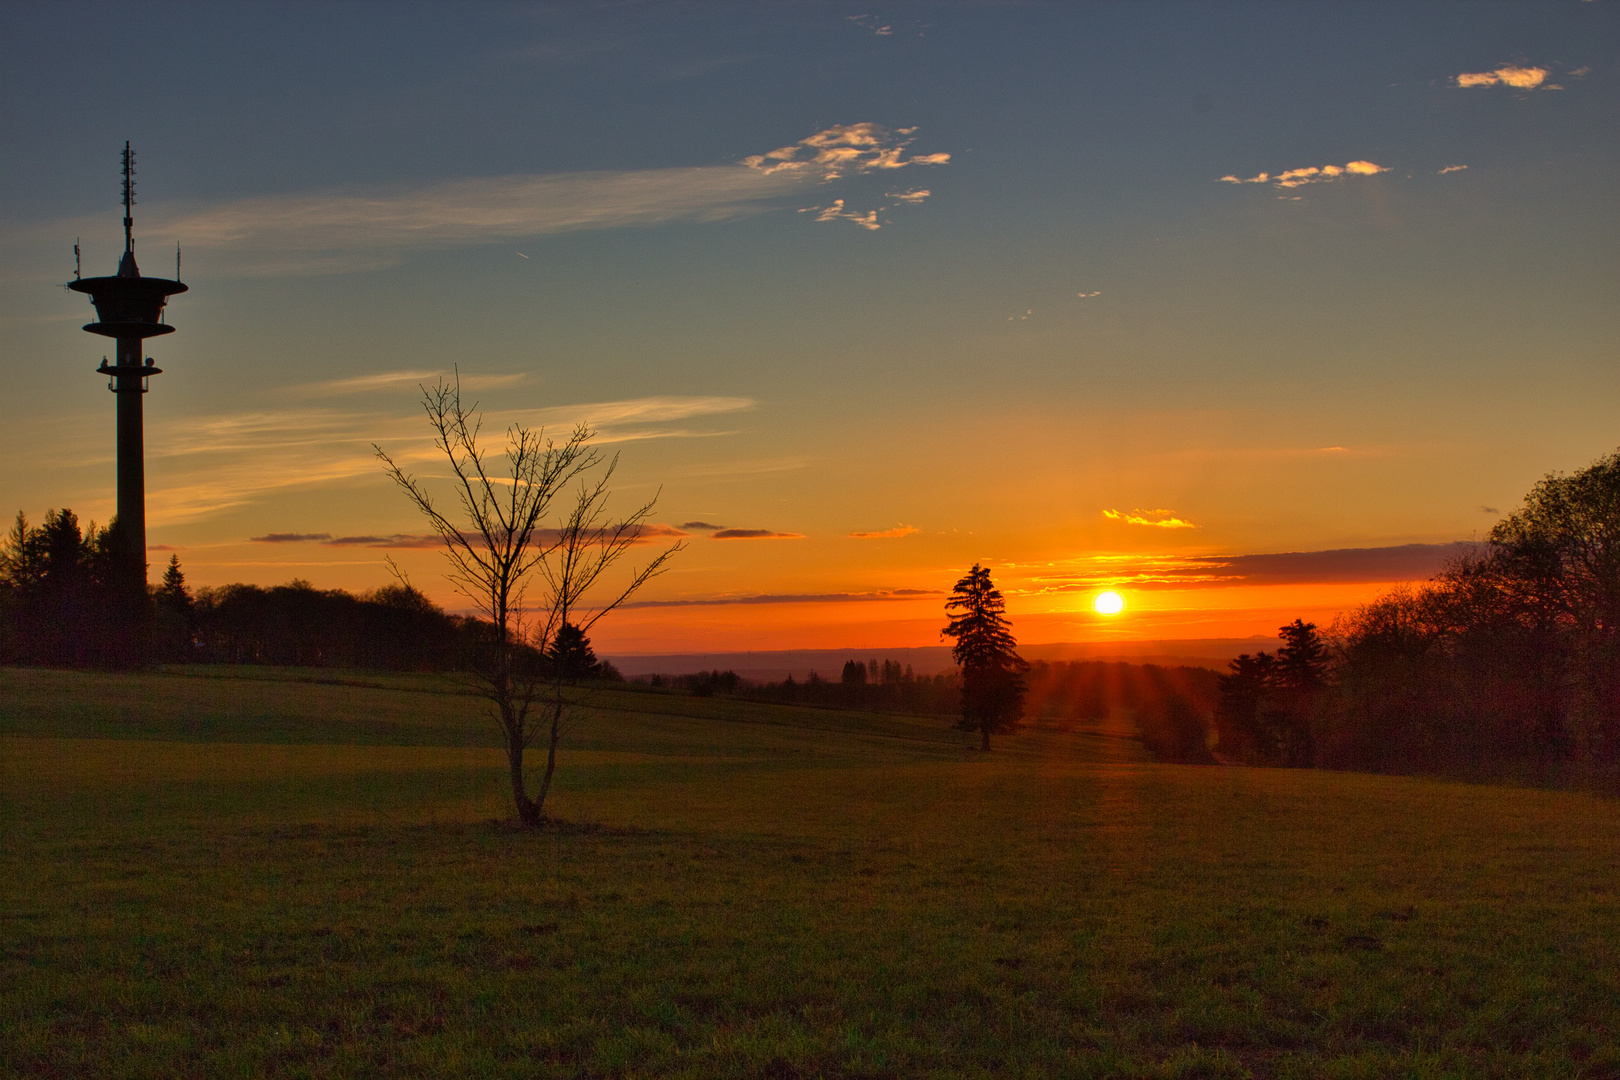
[121,141,135,254]
[74,239,81,280]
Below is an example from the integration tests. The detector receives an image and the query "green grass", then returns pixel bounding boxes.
[2,666,1618,1078]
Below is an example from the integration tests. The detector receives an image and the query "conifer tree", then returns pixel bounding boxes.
[942,564,1028,750]
[546,621,601,683]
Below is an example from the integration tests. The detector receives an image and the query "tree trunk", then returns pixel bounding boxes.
[531,679,567,819]
[532,704,561,818]
[506,730,542,827]
[981,718,991,752]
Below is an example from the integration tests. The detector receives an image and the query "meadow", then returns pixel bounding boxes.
[2,666,1617,1079]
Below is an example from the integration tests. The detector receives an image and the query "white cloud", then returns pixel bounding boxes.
[1219,160,1389,190]
[743,123,950,182]
[1455,64,1549,89]
[798,178,938,231]
[800,199,882,230]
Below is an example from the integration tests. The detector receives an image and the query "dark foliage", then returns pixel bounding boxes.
[1214,621,1329,766]
[186,579,486,671]
[547,622,605,683]
[0,510,146,667]
[1136,694,1218,764]
[682,669,742,697]
[942,564,1029,749]
[0,509,569,676]
[1323,449,1620,783]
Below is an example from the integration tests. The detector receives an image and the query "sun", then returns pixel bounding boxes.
[1093,590,1125,616]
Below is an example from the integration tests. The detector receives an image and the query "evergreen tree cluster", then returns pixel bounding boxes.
[1213,619,1330,767]
[0,510,143,667]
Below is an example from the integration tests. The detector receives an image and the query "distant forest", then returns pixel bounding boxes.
[2,447,1614,787]
[0,512,493,672]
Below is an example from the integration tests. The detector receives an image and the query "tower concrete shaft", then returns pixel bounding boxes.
[113,333,149,562]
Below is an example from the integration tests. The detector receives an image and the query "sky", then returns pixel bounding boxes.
[2,1,1616,655]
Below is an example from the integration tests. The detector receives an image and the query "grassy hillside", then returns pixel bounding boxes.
[2,666,1617,1078]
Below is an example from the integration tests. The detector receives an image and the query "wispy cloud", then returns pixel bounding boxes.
[621,588,939,609]
[1455,64,1550,89]
[711,528,804,540]
[143,395,752,526]
[672,456,811,479]
[288,369,527,399]
[1017,542,1484,595]
[849,525,918,539]
[1438,164,1469,175]
[251,521,689,551]
[680,521,727,531]
[846,14,893,36]
[1219,160,1389,190]
[325,534,441,548]
[118,168,807,276]
[1076,291,1101,299]
[506,395,754,432]
[798,189,934,231]
[801,199,881,230]
[31,124,946,277]
[1202,544,1482,584]
[1102,509,1199,530]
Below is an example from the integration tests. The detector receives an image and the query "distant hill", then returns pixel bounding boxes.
[604,638,1273,681]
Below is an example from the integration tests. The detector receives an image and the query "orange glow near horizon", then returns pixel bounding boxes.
[169,541,1436,655]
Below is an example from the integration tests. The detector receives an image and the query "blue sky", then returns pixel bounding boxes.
[2,1,1615,651]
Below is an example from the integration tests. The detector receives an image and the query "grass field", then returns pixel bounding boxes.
[3,666,1618,1079]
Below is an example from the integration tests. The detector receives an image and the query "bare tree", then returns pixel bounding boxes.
[376,375,680,827]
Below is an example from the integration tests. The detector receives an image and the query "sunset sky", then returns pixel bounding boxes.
[2,2,1616,654]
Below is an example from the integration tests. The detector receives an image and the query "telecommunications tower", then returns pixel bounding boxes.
[68,143,187,594]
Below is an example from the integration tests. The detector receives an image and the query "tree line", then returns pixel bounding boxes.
[9,444,1612,790]
[1217,448,1618,787]
[0,509,626,679]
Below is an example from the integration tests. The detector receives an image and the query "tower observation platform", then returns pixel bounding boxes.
[68,142,187,596]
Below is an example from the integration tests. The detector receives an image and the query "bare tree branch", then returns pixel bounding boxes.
[373,371,681,826]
